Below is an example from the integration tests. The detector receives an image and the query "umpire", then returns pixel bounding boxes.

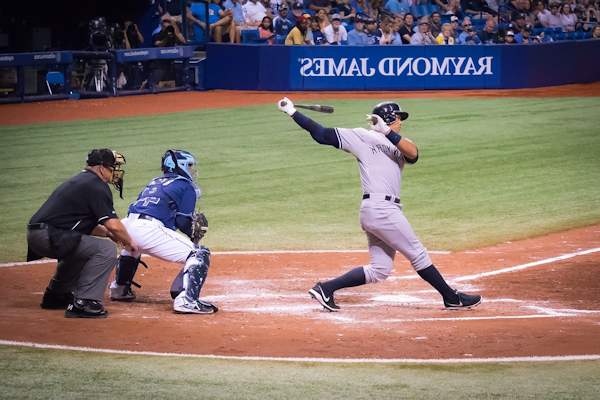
[27,148,138,318]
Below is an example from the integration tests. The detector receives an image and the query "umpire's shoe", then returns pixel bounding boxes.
[65,298,108,318]
[309,282,340,312]
[109,281,136,302]
[444,290,482,310]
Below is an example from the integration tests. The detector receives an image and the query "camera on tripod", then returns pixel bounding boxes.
[89,17,112,51]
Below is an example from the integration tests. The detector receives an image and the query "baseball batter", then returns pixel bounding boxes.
[109,149,217,314]
[277,97,481,311]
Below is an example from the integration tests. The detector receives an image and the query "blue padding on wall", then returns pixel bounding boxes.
[206,41,600,91]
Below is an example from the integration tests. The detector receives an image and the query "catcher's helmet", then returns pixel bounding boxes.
[162,150,197,182]
[372,102,409,124]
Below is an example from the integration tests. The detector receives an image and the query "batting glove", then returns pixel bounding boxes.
[278,97,297,116]
[366,114,391,135]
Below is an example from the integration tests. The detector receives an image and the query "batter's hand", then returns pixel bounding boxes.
[366,114,391,135]
[278,97,297,116]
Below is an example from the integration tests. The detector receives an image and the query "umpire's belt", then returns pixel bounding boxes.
[27,222,49,230]
[362,194,400,204]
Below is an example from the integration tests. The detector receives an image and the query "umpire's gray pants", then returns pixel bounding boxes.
[27,229,118,303]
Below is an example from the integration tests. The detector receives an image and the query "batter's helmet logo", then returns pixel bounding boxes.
[372,102,409,125]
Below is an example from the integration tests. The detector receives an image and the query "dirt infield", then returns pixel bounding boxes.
[1,224,599,359]
[1,82,599,126]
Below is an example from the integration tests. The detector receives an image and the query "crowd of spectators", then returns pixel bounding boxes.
[150,0,599,45]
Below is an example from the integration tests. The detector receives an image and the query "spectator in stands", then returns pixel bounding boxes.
[124,21,144,48]
[353,0,373,16]
[585,1,600,23]
[399,13,415,43]
[154,14,186,46]
[243,0,268,27]
[347,15,370,44]
[461,0,498,17]
[560,3,578,31]
[208,0,235,43]
[307,16,328,44]
[365,18,382,44]
[478,16,499,43]
[385,0,411,15]
[438,0,464,18]
[436,22,456,43]
[593,25,600,38]
[337,0,357,25]
[258,16,276,43]
[515,23,533,42]
[273,4,295,42]
[410,17,437,44]
[449,15,460,37]
[504,29,516,43]
[285,13,311,44]
[290,2,305,23]
[323,14,349,44]
[506,0,531,17]
[537,2,563,28]
[457,16,482,43]
[430,12,443,36]
[378,17,403,44]
[511,12,528,33]
[260,0,275,18]
[223,0,246,42]
[316,9,332,31]
[309,0,333,13]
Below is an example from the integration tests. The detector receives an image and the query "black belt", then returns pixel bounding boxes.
[138,214,155,221]
[362,194,400,204]
[28,222,49,230]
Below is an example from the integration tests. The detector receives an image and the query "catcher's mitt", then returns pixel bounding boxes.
[191,212,208,245]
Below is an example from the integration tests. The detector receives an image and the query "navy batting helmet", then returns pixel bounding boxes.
[372,102,409,124]
[162,149,197,182]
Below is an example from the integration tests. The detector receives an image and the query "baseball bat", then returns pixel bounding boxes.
[295,104,335,113]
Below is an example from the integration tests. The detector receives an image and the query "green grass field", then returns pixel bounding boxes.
[1,96,600,398]
[1,97,599,261]
[1,345,599,400]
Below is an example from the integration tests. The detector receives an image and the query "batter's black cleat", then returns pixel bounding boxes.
[65,298,108,318]
[109,282,136,302]
[444,290,482,310]
[309,283,340,312]
[40,288,73,310]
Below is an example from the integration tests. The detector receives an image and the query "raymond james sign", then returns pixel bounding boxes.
[299,56,494,78]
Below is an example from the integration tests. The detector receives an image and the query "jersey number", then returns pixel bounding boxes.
[135,197,161,207]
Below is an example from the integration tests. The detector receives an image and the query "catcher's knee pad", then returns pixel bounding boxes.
[171,247,211,300]
[363,263,393,283]
[115,255,140,286]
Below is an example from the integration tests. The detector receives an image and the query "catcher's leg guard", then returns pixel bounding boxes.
[183,247,211,301]
[110,255,141,301]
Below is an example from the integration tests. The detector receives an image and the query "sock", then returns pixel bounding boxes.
[417,264,459,302]
[321,267,366,294]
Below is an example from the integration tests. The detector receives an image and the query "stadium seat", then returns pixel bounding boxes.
[241,29,259,43]
[426,4,439,14]
[45,71,64,95]
[533,27,544,35]
[583,31,592,39]
[554,31,565,40]
[565,31,576,41]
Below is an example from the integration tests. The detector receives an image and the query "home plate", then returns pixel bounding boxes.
[370,294,427,303]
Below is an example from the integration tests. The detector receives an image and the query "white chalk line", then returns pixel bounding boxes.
[1,340,599,364]
[455,247,600,282]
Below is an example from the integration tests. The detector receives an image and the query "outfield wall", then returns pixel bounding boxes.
[205,40,600,91]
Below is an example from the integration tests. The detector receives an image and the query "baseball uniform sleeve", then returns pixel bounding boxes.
[90,185,118,225]
[336,127,369,157]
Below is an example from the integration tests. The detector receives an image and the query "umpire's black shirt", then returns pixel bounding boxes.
[30,170,118,235]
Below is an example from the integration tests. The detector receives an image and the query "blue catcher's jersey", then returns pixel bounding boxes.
[128,173,198,230]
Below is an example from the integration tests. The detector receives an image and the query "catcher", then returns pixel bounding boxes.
[109,149,217,314]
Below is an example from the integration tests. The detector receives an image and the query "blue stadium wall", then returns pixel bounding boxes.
[205,40,600,90]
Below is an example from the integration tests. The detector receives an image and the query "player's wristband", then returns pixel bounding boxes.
[387,132,402,145]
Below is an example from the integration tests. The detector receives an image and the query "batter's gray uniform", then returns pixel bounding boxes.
[337,126,432,282]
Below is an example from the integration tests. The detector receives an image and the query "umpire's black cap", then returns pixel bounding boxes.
[87,148,117,168]
[372,102,409,124]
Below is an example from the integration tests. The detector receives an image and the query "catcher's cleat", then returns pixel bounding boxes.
[173,295,218,314]
[109,281,136,302]
[444,290,482,309]
[309,282,340,312]
[65,298,108,318]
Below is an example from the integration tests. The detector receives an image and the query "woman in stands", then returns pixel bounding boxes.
[560,2,577,31]
[259,16,275,44]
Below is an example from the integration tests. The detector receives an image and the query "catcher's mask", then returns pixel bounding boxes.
[162,149,198,183]
[87,148,126,198]
[372,102,409,125]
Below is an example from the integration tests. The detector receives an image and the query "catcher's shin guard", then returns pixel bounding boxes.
[115,255,141,287]
[180,247,211,301]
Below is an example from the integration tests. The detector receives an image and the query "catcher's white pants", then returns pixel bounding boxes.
[120,213,195,263]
